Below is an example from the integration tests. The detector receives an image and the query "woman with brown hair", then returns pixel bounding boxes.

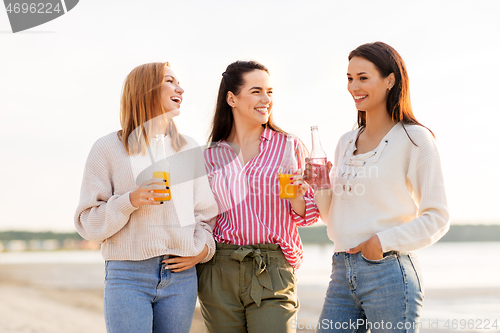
[198,60,319,333]
[307,42,450,332]
[75,62,217,333]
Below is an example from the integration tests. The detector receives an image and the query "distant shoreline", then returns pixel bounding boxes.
[298,224,500,244]
[0,224,499,252]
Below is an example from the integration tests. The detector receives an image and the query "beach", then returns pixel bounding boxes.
[1,244,499,333]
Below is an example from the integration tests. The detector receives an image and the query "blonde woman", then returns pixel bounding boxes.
[75,62,217,333]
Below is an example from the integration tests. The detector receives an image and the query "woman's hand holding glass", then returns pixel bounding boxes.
[304,158,333,189]
[129,178,170,207]
[288,169,309,201]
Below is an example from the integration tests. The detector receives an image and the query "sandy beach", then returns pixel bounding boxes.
[1,255,499,333]
[0,262,205,333]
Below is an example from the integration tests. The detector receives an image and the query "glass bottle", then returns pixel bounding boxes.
[152,134,172,201]
[278,135,298,199]
[308,126,331,189]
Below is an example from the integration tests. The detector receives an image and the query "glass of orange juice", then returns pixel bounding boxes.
[279,173,297,199]
[153,171,171,201]
[152,134,172,201]
[278,135,298,200]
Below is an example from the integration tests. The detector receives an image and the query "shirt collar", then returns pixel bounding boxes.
[260,126,274,142]
[208,126,274,149]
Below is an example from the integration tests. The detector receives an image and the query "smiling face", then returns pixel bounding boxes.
[227,69,273,127]
[347,56,394,114]
[160,66,184,118]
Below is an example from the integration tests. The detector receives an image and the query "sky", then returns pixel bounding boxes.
[0,0,499,232]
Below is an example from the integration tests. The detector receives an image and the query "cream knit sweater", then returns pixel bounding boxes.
[74,132,218,262]
[316,123,450,253]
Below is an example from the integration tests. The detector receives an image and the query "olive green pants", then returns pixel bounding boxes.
[196,243,299,333]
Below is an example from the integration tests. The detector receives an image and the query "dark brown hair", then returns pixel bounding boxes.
[349,42,434,141]
[208,60,286,144]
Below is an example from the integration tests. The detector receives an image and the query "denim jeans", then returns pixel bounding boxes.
[104,256,197,333]
[317,252,424,333]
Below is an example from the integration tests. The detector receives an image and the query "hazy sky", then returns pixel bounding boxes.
[1,0,499,231]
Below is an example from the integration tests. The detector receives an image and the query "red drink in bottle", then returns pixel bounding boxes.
[307,126,331,189]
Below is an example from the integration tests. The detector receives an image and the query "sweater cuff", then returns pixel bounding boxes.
[376,230,395,253]
[200,232,216,263]
[121,191,139,216]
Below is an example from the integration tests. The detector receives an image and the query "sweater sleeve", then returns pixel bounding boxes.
[74,140,138,243]
[376,130,450,252]
[314,135,345,221]
[191,145,218,263]
[290,138,320,227]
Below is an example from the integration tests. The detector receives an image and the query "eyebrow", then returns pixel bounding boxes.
[165,75,178,83]
[248,86,273,91]
[346,72,368,76]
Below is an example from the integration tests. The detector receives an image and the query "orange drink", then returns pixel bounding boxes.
[279,174,297,199]
[153,171,171,201]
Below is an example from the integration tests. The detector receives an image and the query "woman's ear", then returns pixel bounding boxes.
[226,91,236,107]
[387,73,395,90]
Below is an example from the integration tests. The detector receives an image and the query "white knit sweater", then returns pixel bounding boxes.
[74,132,218,262]
[316,123,450,253]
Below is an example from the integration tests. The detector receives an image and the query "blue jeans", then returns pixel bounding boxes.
[104,256,197,333]
[317,252,424,333]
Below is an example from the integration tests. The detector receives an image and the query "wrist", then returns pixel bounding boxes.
[289,196,305,204]
[129,192,139,208]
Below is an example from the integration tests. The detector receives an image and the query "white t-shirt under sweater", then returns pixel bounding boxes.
[74,131,218,262]
[325,122,450,253]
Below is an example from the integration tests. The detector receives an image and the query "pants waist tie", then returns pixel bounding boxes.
[230,247,273,307]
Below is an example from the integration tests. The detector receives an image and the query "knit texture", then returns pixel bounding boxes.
[326,123,450,252]
[74,131,218,262]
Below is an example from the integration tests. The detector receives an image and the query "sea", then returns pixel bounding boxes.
[1,242,499,332]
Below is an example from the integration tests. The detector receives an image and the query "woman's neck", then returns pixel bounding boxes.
[363,109,396,138]
[226,119,265,146]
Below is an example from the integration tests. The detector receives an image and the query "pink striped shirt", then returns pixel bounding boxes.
[204,127,319,268]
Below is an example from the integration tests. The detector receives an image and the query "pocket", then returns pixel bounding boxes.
[408,253,424,293]
[276,263,296,292]
[196,262,206,280]
[360,252,397,264]
[104,261,109,281]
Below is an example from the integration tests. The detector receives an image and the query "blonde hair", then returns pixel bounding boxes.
[118,62,188,155]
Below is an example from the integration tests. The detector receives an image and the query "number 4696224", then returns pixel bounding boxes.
[444,319,498,330]
[6,2,62,14]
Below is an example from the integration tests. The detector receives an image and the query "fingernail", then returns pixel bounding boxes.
[290,177,294,180]
[165,193,169,197]
[290,182,294,185]
[163,179,167,182]
[160,201,164,204]
[166,186,169,189]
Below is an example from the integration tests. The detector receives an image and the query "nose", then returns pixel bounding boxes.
[348,80,359,93]
[261,93,272,104]
[176,84,184,95]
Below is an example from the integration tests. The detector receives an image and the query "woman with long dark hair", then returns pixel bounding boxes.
[198,60,319,333]
[307,42,450,332]
[75,62,217,333]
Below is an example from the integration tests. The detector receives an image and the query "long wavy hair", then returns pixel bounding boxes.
[118,62,187,155]
[208,60,286,144]
[349,42,434,142]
